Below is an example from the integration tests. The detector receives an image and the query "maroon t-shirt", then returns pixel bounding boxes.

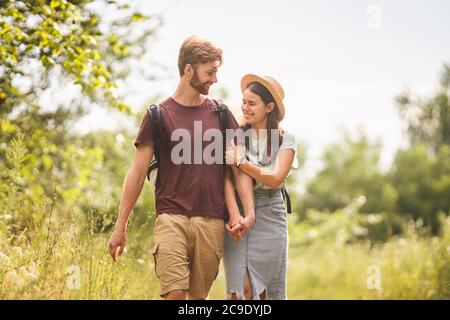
[134,96,239,220]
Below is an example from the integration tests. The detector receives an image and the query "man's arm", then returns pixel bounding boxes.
[224,167,241,225]
[231,165,255,237]
[224,167,245,241]
[108,144,154,261]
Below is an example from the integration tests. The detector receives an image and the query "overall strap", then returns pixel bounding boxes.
[279,129,292,214]
[281,185,292,214]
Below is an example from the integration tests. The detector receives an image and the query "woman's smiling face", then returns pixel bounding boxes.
[241,88,273,126]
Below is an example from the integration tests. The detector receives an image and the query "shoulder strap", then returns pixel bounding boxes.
[212,99,229,168]
[279,128,284,147]
[281,185,292,214]
[148,104,161,155]
[278,128,291,213]
[146,104,168,187]
[212,98,229,131]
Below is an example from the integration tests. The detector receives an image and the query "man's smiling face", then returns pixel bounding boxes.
[189,60,220,95]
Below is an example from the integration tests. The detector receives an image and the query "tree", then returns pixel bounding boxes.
[0,0,162,236]
[396,64,450,152]
[298,130,397,217]
[390,63,450,234]
[1,0,160,115]
[389,143,450,234]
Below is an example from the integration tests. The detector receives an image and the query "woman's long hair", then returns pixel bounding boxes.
[242,82,283,162]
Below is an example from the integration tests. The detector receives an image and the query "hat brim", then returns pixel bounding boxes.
[240,74,285,121]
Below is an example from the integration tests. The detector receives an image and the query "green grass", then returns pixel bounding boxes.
[210,220,450,299]
[1,215,449,299]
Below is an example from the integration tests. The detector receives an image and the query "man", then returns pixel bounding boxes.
[108,35,255,300]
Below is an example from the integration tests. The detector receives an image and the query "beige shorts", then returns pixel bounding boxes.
[151,213,225,299]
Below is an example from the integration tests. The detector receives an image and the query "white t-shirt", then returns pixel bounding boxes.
[245,130,299,190]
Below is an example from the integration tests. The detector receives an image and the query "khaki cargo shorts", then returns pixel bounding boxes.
[151,213,225,299]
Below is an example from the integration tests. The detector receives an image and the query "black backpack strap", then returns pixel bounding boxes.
[148,105,161,154]
[212,99,229,167]
[146,104,168,188]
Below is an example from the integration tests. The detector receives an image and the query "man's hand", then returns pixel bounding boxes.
[226,213,256,243]
[108,229,127,262]
[226,215,245,242]
[226,222,243,242]
[228,212,242,231]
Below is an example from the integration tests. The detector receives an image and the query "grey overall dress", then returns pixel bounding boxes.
[223,130,298,300]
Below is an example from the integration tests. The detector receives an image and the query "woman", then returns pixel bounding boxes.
[223,74,298,300]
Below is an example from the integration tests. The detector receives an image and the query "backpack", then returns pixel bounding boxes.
[145,99,292,213]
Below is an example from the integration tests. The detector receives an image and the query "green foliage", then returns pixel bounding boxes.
[298,131,397,221]
[0,0,158,115]
[75,128,156,236]
[299,64,450,235]
[0,128,159,299]
[1,0,448,300]
[211,214,450,300]
[396,63,450,152]
[292,197,404,247]
[390,144,450,234]
[0,216,160,299]
[0,133,53,237]
[0,0,161,238]
[389,63,450,233]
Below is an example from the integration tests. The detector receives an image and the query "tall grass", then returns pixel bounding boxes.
[1,207,449,299]
[0,211,160,299]
[208,215,450,300]
[0,137,449,299]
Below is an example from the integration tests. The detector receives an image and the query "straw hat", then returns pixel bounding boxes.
[240,74,285,121]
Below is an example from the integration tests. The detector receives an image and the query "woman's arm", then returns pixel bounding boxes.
[236,149,295,189]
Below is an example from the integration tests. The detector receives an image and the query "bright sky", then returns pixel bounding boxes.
[74,0,450,180]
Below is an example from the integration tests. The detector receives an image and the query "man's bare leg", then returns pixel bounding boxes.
[187,293,206,300]
[163,290,187,300]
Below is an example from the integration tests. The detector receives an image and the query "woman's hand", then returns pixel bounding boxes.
[241,214,255,238]
[226,141,245,166]
[226,213,255,242]
[226,215,245,242]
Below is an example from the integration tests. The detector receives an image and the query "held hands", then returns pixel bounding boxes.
[225,214,255,243]
[226,215,245,242]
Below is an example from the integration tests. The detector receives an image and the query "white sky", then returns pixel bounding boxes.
[73,0,450,180]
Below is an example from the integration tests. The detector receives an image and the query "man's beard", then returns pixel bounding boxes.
[190,71,211,95]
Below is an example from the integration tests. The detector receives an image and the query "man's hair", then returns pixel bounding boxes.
[178,35,223,76]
